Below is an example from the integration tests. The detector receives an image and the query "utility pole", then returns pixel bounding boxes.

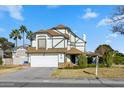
[96,56,99,79]
[83,34,86,52]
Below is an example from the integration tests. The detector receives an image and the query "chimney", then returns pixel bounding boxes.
[83,34,86,52]
[83,34,86,42]
[46,36,48,50]
[36,35,38,50]
[67,40,71,50]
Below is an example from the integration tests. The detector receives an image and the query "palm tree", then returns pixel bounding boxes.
[9,29,22,48]
[26,31,33,46]
[19,25,27,48]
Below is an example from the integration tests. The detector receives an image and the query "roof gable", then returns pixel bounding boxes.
[51,24,85,42]
[34,29,69,39]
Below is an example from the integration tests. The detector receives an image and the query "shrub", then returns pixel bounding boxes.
[87,64,96,67]
[99,57,104,64]
[113,56,124,65]
[103,51,113,67]
[87,56,93,64]
[0,57,3,65]
[78,54,87,68]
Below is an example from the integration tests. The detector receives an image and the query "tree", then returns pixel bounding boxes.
[78,54,87,68]
[0,38,8,50]
[111,6,124,34]
[112,50,124,65]
[95,44,113,56]
[26,30,33,46]
[0,37,14,58]
[9,29,22,48]
[0,37,14,51]
[103,51,113,67]
[0,58,3,65]
[19,25,27,48]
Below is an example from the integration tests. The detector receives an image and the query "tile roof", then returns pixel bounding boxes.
[51,24,85,42]
[53,24,67,29]
[35,30,60,36]
[86,52,102,57]
[34,29,69,39]
[27,47,83,55]
[66,48,83,54]
[26,47,67,53]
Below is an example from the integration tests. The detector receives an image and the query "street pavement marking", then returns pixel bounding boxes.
[42,80,50,82]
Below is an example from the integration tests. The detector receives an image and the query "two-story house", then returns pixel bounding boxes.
[27,24,86,67]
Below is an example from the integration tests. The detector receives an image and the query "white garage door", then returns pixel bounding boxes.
[30,54,58,67]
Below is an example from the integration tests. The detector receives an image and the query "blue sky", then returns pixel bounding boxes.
[0,5,124,53]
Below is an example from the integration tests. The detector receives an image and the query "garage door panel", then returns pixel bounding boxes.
[31,55,58,67]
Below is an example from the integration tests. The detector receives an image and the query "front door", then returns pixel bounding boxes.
[71,55,75,64]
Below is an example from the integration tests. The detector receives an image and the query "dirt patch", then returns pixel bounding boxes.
[0,65,29,75]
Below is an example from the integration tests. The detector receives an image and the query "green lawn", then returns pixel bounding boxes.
[51,67,124,78]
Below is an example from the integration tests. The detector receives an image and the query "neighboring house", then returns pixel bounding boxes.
[27,24,86,67]
[13,47,28,65]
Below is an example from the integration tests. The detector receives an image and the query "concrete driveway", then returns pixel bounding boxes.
[0,67,56,81]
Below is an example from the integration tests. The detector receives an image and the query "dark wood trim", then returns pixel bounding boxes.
[53,39,64,48]
[52,38,64,39]
[37,36,46,38]
[69,41,83,44]
[75,38,79,43]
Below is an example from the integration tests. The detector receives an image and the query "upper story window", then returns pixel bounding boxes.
[38,36,46,48]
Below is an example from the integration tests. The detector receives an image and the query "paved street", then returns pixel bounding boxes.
[0,67,124,87]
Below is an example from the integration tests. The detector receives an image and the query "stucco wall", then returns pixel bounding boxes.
[2,58,13,65]
[13,48,28,65]
[32,40,36,47]
[66,55,71,62]
[31,29,86,52]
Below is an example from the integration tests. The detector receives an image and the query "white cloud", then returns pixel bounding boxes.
[97,15,124,27]
[47,5,60,9]
[82,8,98,19]
[105,40,111,44]
[0,5,24,21]
[97,17,113,27]
[105,33,118,44]
[106,33,118,39]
